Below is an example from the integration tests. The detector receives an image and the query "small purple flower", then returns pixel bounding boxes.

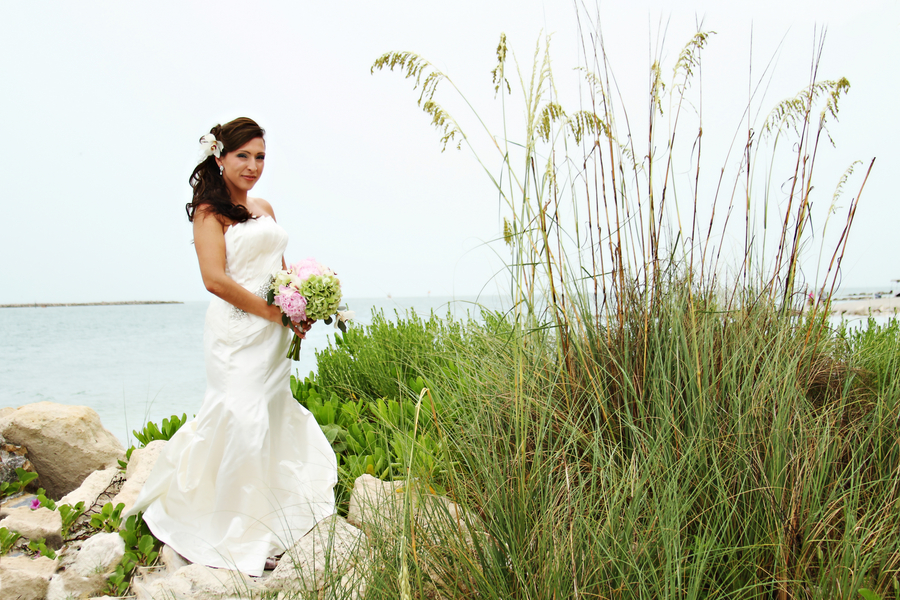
[29,498,41,510]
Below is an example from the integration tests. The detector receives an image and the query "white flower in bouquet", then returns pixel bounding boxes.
[267,257,353,360]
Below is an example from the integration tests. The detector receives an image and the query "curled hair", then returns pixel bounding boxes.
[186,117,266,223]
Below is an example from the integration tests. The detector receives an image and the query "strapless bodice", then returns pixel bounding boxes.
[206,215,288,340]
[224,215,288,290]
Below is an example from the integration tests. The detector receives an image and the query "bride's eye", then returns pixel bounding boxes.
[237,153,248,158]
[256,155,265,160]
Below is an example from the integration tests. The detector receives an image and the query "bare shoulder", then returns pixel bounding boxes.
[193,205,228,233]
[250,197,276,220]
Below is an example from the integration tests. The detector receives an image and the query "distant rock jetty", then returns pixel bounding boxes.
[0,301,183,309]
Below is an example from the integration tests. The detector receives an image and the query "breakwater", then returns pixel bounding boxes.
[0,301,182,309]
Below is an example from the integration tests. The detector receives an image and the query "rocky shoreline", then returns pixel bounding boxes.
[0,402,476,600]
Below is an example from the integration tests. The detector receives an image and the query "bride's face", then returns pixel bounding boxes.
[217,137,265,197]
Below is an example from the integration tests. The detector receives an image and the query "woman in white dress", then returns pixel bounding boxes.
[129,117,337,576]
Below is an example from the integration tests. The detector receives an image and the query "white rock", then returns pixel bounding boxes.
[69,532,126,577]
[264,515,369,595]
[347,474,480,545]
[46,532,125,600]
[0,402,124,499]
[0,555,58,600]
[416,493,482,547]
[346,474,407,532]
[0,507,62,542]
[132,564,260,600]
[111,441,166,515]
[58,467,118,509]
[160,544,191,573]
[0,407,14,419]
[124,440,166,481]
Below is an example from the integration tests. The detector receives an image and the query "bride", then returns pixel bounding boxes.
[128,117,337,576]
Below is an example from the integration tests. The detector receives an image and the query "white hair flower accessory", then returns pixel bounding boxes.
[198,133,224,160]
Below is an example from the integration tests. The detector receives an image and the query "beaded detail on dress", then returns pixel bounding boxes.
[230,275,275,321]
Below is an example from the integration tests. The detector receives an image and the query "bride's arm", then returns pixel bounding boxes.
[193,208,283,323]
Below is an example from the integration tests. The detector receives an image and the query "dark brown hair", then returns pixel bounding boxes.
[185,117,266,223]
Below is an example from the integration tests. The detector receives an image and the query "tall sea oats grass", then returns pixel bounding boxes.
[359,6,893,599]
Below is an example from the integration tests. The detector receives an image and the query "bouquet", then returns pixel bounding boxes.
[267,258,354,360]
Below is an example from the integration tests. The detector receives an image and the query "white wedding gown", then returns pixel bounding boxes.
[129,215,337,576]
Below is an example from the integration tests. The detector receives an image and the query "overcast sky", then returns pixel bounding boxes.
[1,0,896,304]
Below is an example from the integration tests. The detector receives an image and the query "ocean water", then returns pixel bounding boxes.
[0,295,503,446]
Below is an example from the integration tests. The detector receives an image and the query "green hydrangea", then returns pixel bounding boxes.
[300,274,342,321]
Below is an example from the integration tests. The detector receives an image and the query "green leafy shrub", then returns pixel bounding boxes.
[0,467,39,498]
[107,513,160,596]
[117,445,135,472]
[27,538,56,560]
[34,487,55,511]
[90,502,125,533]
[292,314,471,512]
[133,413,188,447]
[58,501,86,538]
[0,527,21,555]
[314,309,467,400]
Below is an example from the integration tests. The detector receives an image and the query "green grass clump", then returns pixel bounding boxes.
[357,2,898,596]
[345,299,899,599]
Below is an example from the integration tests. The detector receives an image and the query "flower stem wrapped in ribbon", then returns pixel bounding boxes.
[267,258,354,360]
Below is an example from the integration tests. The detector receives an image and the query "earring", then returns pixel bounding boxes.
[219,165,224,176]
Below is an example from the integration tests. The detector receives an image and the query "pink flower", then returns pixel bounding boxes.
[30,498,41,510]
[291,257,322,281]
[273,286,307,323]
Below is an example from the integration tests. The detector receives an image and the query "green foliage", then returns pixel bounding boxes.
[843,317,900,392]
[58,501,86,538]
[0,467,39,498]
[291,311,473,512]
[27,538,57,560]
[351,301,900,599]
[117,445,135,471]
[370,51,462,151]
[363,11,890,597]
[0,527,21,555]
[314,309,465,400]
[107,513,160,596]
[90,502,125,533]
[34,488,55,511]
[133,414,187,447]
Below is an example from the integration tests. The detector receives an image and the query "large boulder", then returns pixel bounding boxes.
[46,532,125,600]
[0,555,58,600]
[264,515,370,598]
[111,440,166,515]
[0,403,124,499]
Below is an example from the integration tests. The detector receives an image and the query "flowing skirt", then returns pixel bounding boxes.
[130,315,337,576]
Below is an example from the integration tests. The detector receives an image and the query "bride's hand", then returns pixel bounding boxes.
[290,318,316,339]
